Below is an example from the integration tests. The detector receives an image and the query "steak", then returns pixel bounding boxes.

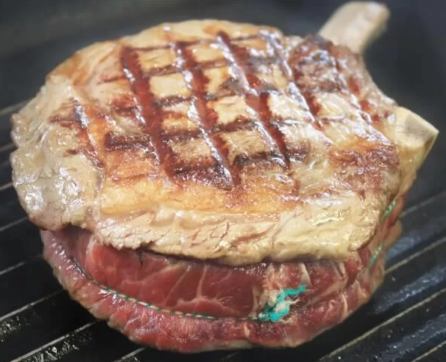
[9,13,438,352]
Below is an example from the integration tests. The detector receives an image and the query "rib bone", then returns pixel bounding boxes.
[319,2,390,53]
[392,107,438,171]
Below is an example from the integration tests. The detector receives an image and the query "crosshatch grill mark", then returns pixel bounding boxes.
[110,31,304,189]
[173,41,235,189]
[45,31,389,190]
[83,31,376,190]
[121,46,169,169]
[217,31,290,169]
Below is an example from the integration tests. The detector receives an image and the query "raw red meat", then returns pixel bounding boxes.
[40,197,403,351]
[43,228,384,351]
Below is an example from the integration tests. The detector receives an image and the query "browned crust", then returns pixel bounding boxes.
[11,20,430,264]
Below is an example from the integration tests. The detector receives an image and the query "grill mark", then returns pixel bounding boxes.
[49,101,104,168]
[210,132,242,185]
[154,95,192,108]
[172,155,239,185]
[107,117,256,147]
[112,160,235,183]
[73,101,104,169]
[264,32,314,117]
[314,40,377,124]
[165,118,254,141]
[346,71,384,124]
[133,44,172,52]
[347,76,361,97]
[272,37,322,123]
[132,35,260,52]
[199,58,228,69]
[101,57,276,85]
[164,129,202,142]
[234,150,279,166]
[115,87,278,112]
[104,132,153,151]
[359,99,385,123]
[289,36,351,126]
[287,140,310,163]
[144,64,179,78]
[163,110,189,120]
[121,46,172,173]
[360,99,373,113]
[218,31,289,168]
[269,35,338,153]
[99,74,126,84]
[325,44,379,125]
[99,65,181,83]
[248,92,289,166]
[173,157,217,174]
[174,41,235,189]
[214,77,243,98]
[229,34,264,43]
[290,58,324,118]
[142,60,240,79]
[213,118,254,133]
[66,148,80,156]
[113,105,138,117]
[49,115,78,128]
[324,44,363,106]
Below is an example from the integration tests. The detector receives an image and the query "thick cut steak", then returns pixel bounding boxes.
[10,16,438,352]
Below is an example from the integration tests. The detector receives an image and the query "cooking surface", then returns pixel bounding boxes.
[0,0,446,361]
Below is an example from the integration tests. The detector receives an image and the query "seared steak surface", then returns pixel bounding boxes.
[11,20,423,264]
